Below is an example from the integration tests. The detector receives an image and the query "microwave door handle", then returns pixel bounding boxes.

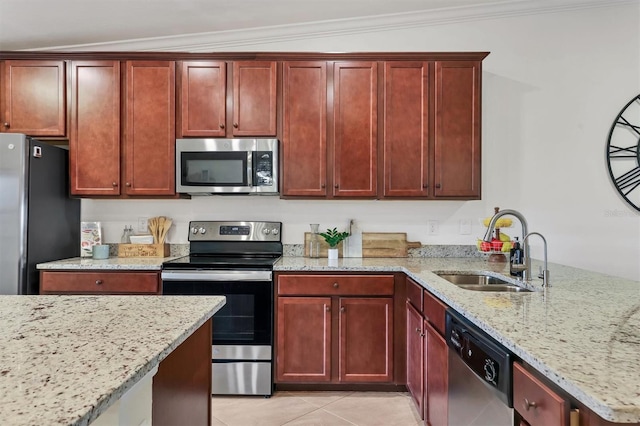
[247,151,253,187]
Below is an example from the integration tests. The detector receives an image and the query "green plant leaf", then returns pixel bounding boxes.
[318,227,350,248]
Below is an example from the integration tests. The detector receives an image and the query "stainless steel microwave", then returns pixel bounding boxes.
[176,138,279,195]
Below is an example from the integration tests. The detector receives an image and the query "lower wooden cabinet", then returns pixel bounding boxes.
[40,271,161,294]
[406,300,425,417]
[275,274,394,384]
[424,321,448,426]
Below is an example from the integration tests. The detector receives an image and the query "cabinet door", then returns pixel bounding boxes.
[276,297,332,382]
[1,60,66,137]
[339,297,393,382]
[332,62,377,198]
[433,61,481,198]
[281,61,327,197]
[125,61,176,196]
[177,61,226,137]
[232,61,276,136]
[406,301,425,418]
[424,321,448,426]
[70,60,121,196]
[382,61,430,198]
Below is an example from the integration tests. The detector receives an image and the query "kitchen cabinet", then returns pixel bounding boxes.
[406,300,425,417]
[433,60,481,198]
[332,61,378,198]
[382,61,430,198]
[275,274,394,384]
[423,283,448,426]
[0,60,66,137]
[124,60,176,196]
[281,61,328,197]
[70,60,175,197]
[69,60,121,196]
[177,60,276,137]
[40,271,161,294]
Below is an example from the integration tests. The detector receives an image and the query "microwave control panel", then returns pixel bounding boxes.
[254,151,274,186]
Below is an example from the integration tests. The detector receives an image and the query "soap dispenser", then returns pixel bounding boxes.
[510,237,523,277]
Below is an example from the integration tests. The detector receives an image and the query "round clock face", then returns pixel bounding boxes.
[606,94,640,212]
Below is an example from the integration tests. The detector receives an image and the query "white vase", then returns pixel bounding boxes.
[327,248,339,259]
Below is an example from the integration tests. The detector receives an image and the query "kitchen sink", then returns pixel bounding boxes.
[436,273,533,293]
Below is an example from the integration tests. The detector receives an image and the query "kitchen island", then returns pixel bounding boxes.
[275,256,640,424]
[0,294,225,426]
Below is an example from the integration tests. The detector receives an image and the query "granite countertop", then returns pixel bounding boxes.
[275,257,640,423]
[36,257,177,270]
[0,295,225,426]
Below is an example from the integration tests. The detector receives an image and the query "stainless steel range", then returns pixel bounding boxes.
[161,221,282,396]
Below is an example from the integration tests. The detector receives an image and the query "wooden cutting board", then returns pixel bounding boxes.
[361,233,421,258]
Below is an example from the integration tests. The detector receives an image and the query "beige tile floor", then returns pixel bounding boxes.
[211,391,423,426]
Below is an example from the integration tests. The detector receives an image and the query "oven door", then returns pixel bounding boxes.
[161,269,274,395]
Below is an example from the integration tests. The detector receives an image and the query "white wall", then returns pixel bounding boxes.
[82,2,640,280]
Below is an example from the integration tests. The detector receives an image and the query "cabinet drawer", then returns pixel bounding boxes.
[406,278,423,312]
[40,271,160,294]
[423,290,447,335]
[278,275,394,296]
[513,362,568,426]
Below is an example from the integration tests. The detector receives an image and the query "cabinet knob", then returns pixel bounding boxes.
[95,280,103,285]
[112,182,118,187]
[523,398,537,411]
[125,182,131,187]
[415,327,421,333]
[334,184,339,189]
[321,183,326,189]
[325,305,330,312]
[219,123,225,129]
[435,183,441,189]
[423,183,428,188]
[340,306,345,313]
[3,122,9,128]
[333,282,339,288]
[233,122,239,128]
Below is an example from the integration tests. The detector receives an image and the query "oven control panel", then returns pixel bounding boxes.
[188,221,281,242]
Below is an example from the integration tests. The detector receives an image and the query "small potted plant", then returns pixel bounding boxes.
[319,227,350,259]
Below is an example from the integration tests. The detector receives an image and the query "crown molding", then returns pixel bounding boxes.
[34,0,636,52]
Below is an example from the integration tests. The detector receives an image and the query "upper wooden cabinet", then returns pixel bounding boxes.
[332,62,378,198]
[70,60,121,196]
[124,60,176,196]
[433,61,481,198]
[281,61,328,197]
[382,61,430,198]
[177,60,276,138]
[0,60,66,137]
[70,60,176,197]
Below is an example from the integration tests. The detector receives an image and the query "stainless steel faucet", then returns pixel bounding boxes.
[522,232,550,287]
[483,209,531,281]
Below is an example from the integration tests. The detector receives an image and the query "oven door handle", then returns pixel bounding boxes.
[161,270,272,281]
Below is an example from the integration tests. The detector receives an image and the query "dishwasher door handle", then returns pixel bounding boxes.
[161,270,272,281]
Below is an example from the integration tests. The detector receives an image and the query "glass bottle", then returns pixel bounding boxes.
[121,226,129,244]
[309,224,320,258]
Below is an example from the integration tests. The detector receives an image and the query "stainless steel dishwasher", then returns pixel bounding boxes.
[445,309,514,426]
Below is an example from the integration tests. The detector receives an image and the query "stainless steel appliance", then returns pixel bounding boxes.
[445,309,514,426]
[161,221,282,396]
[175,138,278,195]
[0,134,80,295]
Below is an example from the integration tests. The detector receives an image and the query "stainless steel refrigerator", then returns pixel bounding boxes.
[0,133,80,295]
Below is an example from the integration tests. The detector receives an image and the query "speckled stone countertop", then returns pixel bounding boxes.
[275,257,640,423]
[36,257,176,270]
[0,295,225,426]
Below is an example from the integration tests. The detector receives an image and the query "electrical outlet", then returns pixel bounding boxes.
[427,220,439,235]
[137,217,149,233]
[459,219,472,235]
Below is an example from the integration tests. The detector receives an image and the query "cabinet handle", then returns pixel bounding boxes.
[112,182,118,187]
[334,184,339,189]
[95,280,103,285]
[523,398,537,411]
[321,183,326,188]
[3,122,9,128]
[125,182,131,187]
[435,183,441,189]
[340,306,345,313]
[423,183,428,188]
[219,123,225,129]
[325,305,330,312]
[333,282,339,288]
[233,122,239,128]
[415,327,421,333]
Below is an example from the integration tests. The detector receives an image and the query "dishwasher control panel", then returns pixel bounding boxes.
[445,309,513,407]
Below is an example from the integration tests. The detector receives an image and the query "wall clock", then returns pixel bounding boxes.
[606,94,640,212]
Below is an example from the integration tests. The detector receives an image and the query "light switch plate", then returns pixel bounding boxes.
[427,220,439,235]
